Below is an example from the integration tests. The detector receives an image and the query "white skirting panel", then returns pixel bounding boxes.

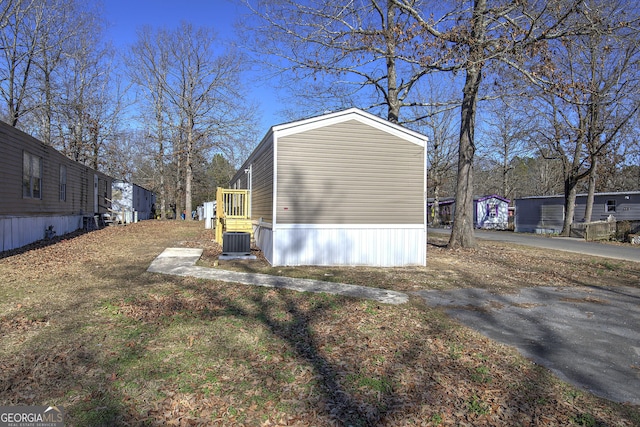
[0,215,83,252]
[271,224,426,267]
[253,222,274,264]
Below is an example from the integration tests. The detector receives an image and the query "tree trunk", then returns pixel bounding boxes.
[561,176,578,236]
[90,121,99,170]
[158,139,166,220]
[156,93,167,220]
[42,67,52,145]
[448,66,481,248]
[184,118,194,221]
[502,141,509,197]
[448,0,485,249]
[73,120,82,162]
[584,155,597,222]
[175,136,183,220]
[561,131,587,235]
[385,1,400,123]
[432,181,441,227]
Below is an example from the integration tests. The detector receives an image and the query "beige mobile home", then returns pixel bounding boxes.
[230,108,427,266]
[0,120,112,252]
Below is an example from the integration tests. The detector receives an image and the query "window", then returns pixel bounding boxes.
[487,203,498,218]
[23,152,42,199]
[606,200,616,213]
[59,165,67,201]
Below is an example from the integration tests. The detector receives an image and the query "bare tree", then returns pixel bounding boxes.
[393,0,590,248]
[526,0,640,233]
[0,0,18,29]
[168,23,255,219]
[0,0,42,126]
[53,18,121,171]
[101,128,146,182]
[128,22,258,220]
[244,0,592,247]
[241,0,440,123]
[32,0,92,145]
[426,116,458,226]
[128,26,172,219]
[593,131,631,192]
[0,0,120,175]
[478,98,532,201]
[409,77,459,226]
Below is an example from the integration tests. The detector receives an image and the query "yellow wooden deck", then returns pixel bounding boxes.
[214,187,252,244]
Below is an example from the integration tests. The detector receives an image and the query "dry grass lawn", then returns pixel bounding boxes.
[0,221,638,426]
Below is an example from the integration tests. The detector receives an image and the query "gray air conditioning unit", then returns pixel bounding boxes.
[222,232,251,256]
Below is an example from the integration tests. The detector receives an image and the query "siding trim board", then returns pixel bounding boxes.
[273,108,427,148]
[275,223,425,230]
[272,132,279,235]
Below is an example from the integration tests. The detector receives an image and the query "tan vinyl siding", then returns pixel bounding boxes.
[0,121,111,217]
[250,137,274,223]
[230,134,275,223]
[276,119,424,224]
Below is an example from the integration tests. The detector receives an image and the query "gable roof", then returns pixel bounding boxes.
[427,195,510,207]
[476,194,510,203]
[231,108,428,185]
[272,108,428,147]
[516,191,640,200]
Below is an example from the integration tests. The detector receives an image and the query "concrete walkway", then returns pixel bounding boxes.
[147,248,408,305]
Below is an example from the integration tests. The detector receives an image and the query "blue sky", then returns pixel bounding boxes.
[103,0,280,134]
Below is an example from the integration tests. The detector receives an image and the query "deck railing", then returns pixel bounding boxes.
[218,188,249,218]
[215,187,251,244]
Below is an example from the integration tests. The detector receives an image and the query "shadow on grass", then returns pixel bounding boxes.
[234,289,393,426]
[0,320,144,426]
[2,219,638,426]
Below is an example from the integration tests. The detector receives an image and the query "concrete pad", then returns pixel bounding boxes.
[415,285,640,405]
[155,248,204,258]
[147,248,408,305]
[147,248,204,274]
[218,254,257,260]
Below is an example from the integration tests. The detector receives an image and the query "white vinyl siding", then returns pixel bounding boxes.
[272,225,426,266]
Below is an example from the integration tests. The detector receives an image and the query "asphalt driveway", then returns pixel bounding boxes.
[416,285,640,405]
[428,228,640,263]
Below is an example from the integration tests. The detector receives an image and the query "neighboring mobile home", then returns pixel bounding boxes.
[230,108,428,266]
[514,191,640,233]
[0,120,112,252]
[427,198,455,225]
[475,195,511,230]
[111,180,156,223]
[427,195,511,230]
